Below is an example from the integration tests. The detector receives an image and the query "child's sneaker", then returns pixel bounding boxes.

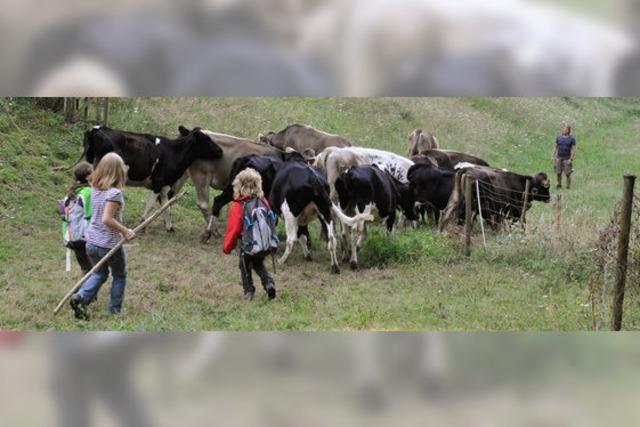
[265,282,276,300]
[69,294,89,320]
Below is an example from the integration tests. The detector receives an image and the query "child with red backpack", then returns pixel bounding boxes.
[59,162,94,275]
[223,168,278,301]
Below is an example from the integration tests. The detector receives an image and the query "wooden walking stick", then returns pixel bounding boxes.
[53,191,187,315]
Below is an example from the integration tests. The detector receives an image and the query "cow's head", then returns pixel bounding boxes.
[179,126,223,160]
[408,164,433,205]
[411,154,438,167]
[283,148,306,163]
[407,129,422,155]
[397,181,419,221]
[258,131,278,147]
[178,125,191,137]
[408,129,422,143]
[530,172,551,203]
[283,147,316,164]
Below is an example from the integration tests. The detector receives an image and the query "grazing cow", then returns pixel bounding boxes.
[407,163,456,225]
[82,125,223,231]
[211,154,283,218]
[269,157,372,274]
[335,165,418,269]
[314,146,414,202]
[407,129,440,157]
[415,149,489,170]
[258,123,351,154]
[177,126,284,242]
[440,165,551,231]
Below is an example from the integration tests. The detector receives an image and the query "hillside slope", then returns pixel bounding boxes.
[1,97,639,330]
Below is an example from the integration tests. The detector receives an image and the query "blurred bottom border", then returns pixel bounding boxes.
[0,332,637,426]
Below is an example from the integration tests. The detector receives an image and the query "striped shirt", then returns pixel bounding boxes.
[85,188,124,249]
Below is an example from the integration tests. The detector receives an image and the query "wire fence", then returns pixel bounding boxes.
[457,178,535,246]
[454,173,640,330]
[590,188,640,330]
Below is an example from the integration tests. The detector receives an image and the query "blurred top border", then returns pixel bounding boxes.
[2,0,640,96]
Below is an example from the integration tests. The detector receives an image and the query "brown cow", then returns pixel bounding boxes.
[176,126,284,242]
[415,149,489,170]
[258,123,351,154]
[440,165,550,232]
[407,129,440,156]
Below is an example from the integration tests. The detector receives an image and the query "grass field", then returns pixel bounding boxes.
[1,97,639,331]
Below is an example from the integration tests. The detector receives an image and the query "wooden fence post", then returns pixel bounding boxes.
[464,176,473,257]
[611,175,636,331]
[520,177,531,227]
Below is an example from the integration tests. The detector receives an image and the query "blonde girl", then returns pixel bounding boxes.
[70,152,135,319]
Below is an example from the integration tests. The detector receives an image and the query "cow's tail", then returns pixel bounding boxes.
[331,203,373,228]
[54,143,89,172]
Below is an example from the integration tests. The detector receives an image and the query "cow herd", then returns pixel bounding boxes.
[78,123,551,273]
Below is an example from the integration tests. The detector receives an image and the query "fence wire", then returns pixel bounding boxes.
[474,179,531,228]
[459,175,639,330]
[590,193,640,330]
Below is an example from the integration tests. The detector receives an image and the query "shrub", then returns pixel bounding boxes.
[358,227,453,268]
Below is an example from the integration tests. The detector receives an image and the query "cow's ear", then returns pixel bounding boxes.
[194,130,211,143]
[178,125,190,136]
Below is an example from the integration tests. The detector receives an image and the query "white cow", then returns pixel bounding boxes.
[314,146,414,202]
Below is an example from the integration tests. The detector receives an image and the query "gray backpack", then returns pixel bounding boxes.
[61,194,90,245]
[241,198,279,256]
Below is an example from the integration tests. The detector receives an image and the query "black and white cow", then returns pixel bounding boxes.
[335,164,418,270]
[82,125,223,231]
[268,156,372,274]
[407,163,456,225]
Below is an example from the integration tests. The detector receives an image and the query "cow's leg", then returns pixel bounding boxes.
[397,212,406,229]
[318,217,327,243]
[339,217,351,263]
[325,220,340,274]
[278,202,298,265]
[192,174,214,243]
[384,212,397,238]
[349,222,360,270]
[356,222,367,249]
[298,231,312,262]
[160,185,174,232]
[297,225,312,250]
[141,190,158,223]
[347,208,365,270]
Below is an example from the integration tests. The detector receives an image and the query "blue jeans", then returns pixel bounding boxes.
[78,243,127,314]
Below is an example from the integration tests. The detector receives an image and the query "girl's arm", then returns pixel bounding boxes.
[103,201,135,241]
